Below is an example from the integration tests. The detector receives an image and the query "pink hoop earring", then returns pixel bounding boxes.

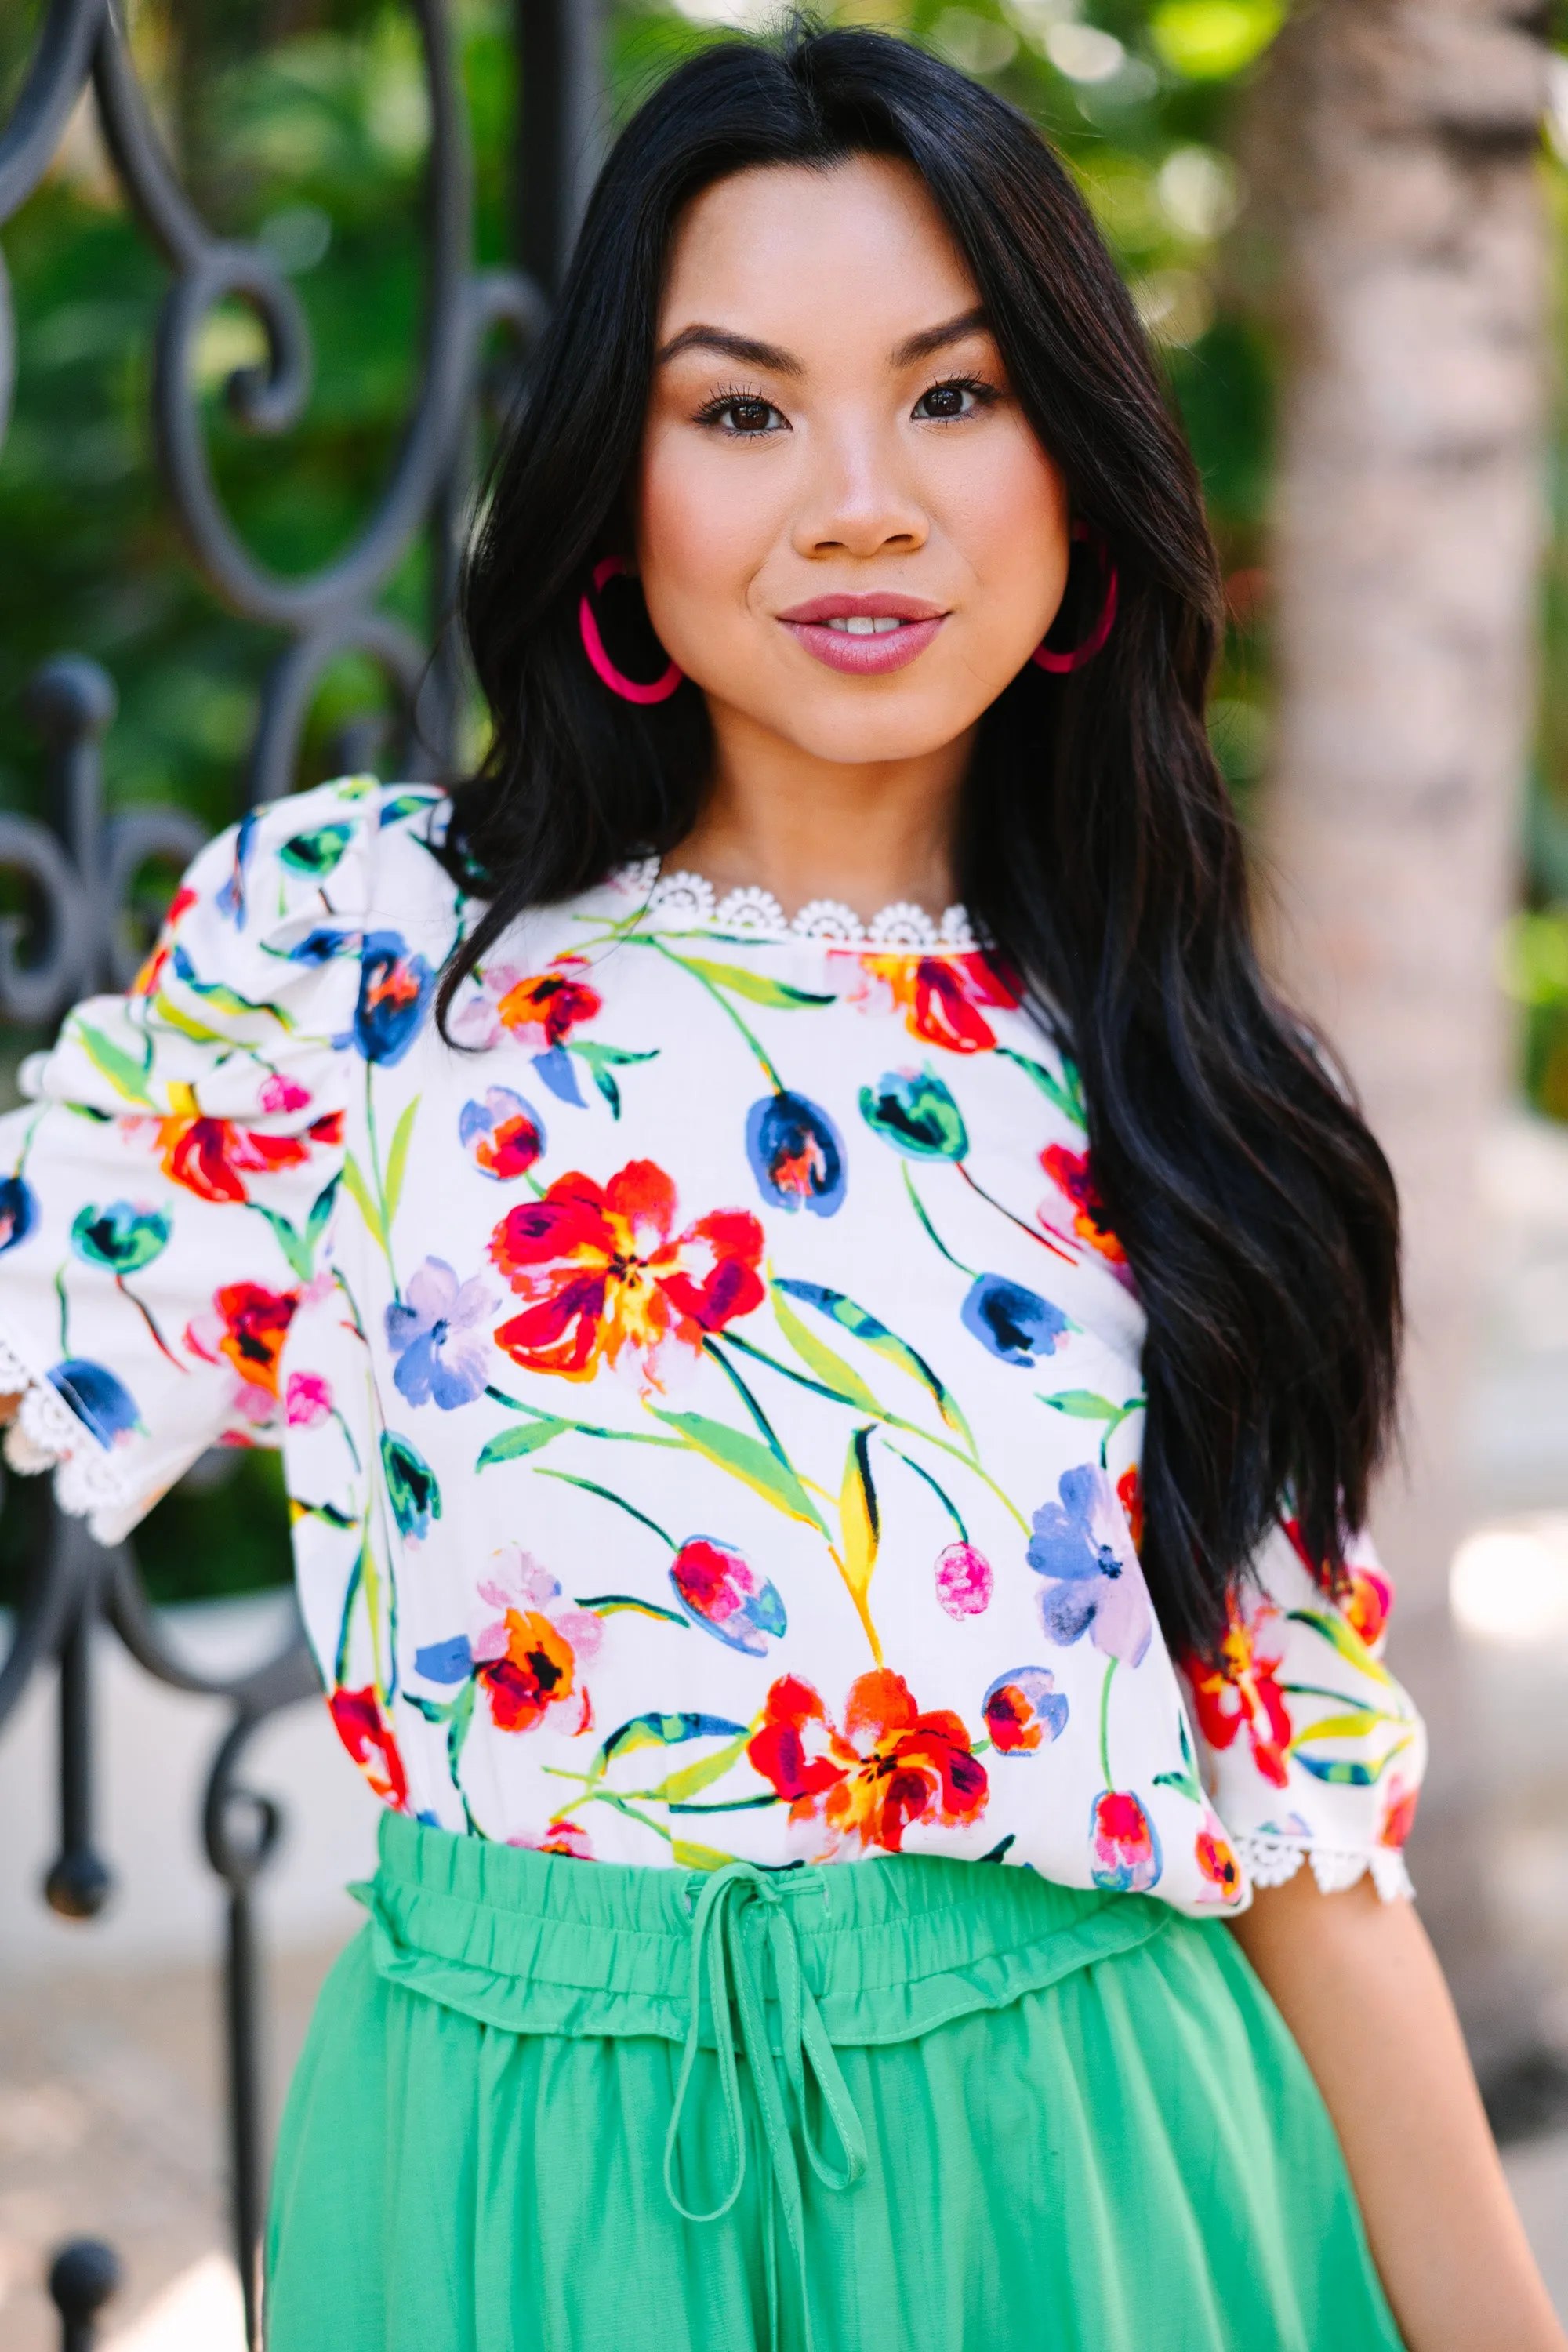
[579,557,684,705]
[1032,524,1119,674]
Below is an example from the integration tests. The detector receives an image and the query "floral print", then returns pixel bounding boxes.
[748,1669,988,1853]
[0,781,1426,1911]
[488,1162,765,1385]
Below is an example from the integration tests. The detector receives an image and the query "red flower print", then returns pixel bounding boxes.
[1379,1776,1419,1851]
[1283,1519,1392,1647]
[1089,1788,1163,1892]
[748,1668,988,1854]
[1195,1817,1243,1904]
[1185,1602,1294,1790]
[132,884,198,998]
[842,951,1019,1054]
[154,1081,343,1207]
[329,1686,409,1809]
[489,1160,764,1385]
[496,959,602,1047]
[1116,1465,1144,1556]
[186,1281,299,1400]
[1038,1145,1127,1269]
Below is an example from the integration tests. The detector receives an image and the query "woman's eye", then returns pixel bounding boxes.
[706,395,786,436]
[913,379,989,422]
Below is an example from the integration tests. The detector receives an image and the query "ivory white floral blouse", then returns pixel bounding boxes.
[0,778,1425,1911]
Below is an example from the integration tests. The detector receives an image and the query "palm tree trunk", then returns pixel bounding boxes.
[1246,0,1548,2066]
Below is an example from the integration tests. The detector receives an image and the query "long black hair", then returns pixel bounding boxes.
[441,22,1400,1661]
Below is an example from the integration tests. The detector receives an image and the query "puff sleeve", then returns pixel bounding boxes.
[1180,1518,1428,1902]
[0,780,400,1542]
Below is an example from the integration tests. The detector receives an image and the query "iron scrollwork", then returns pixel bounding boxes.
[0,2,585,2344]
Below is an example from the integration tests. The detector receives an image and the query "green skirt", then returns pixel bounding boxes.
[265,1813,1403,2352]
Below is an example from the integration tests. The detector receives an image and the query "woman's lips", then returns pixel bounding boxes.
[776,590,949,677]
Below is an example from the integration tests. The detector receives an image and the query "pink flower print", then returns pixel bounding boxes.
[260,1073,312,1115]
[510,1820,595,1860]
[285,1371,333,1428]
[935,1542,993,1619]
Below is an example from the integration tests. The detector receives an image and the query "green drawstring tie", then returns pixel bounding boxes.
[663,1862,869,2350]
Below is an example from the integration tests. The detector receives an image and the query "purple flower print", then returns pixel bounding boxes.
[1028,1463,1152,1667]
[386,1259,495,1409]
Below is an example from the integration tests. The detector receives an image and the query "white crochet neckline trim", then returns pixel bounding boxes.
[1233,1831,1414,1905]
[0,1319,144,1545]
[618,859,978,952]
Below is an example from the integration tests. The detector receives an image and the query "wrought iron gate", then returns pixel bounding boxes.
[0,5,597,2342]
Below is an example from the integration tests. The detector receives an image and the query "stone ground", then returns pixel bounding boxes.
[0,1940,339,2350]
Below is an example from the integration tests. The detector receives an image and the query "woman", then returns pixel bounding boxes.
[0,25,1557,2352]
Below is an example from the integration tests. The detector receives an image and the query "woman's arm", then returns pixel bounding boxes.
[1232,1868,1564,2352]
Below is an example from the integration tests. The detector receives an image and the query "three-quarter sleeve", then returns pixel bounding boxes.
[1179,1518,1427,1901]
[0,782,386,1542]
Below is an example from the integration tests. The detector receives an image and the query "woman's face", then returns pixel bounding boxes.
[637,154,1071,770]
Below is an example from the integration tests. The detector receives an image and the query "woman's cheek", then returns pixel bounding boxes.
[638,454,771,660]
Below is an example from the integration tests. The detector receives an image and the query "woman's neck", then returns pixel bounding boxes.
[667,701,974,922]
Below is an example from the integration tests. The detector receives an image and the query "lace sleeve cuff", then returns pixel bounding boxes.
[0,1321,148,1546]
[1232,1831,1414,1905]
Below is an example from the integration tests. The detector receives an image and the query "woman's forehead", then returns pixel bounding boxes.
[656,155,983,362]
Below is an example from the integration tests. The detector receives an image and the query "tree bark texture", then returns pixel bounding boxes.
[1246,0,1548,2063]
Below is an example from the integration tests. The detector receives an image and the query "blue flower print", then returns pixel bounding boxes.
[459,1089,546,1181]
[380,1432,441,1541]
[215,808,259,926]
[0,1174,37,1256]
[70,1201,172,1276]
[982,1667,1069,1755]
[354,931,434,1065]
[960,1273,1069,1367]
[49,1359,140,1447]
[1028,1463,1152,1667]
[858,1066,968,1160]
[746,1091,847,1217]
[415,1634,474,1683]
[386,1259,495,1409]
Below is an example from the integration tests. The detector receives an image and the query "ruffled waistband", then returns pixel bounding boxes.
[358,1810,1172,2049]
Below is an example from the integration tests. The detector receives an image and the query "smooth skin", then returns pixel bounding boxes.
[630,151,1566,2352]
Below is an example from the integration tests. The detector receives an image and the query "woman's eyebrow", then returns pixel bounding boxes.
[891,305,990,367]
[655,323,802,372]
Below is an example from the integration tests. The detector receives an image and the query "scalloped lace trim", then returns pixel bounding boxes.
[0,1322,144,1542]
[1234,1832,1414,1904]
[618,859,978,952]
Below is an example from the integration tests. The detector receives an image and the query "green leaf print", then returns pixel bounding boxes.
[597,1711,750,1772]
[1286,1606,1396,1691]
[997,1046,1087,1127]
[775,1280,974,1452]
[770,1283,884,1414]
[383,1095,419,1229]
[651,1730,755,1804]
[1040,1390,1127,1421]
[339,1152,385,1249]
[475,1418,572,1470]
[674,956,837,1010]
[74,1020,154,1105]
[648,1407,829,1533]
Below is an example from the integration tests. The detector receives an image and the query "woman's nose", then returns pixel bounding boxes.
[790,425,930,561]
